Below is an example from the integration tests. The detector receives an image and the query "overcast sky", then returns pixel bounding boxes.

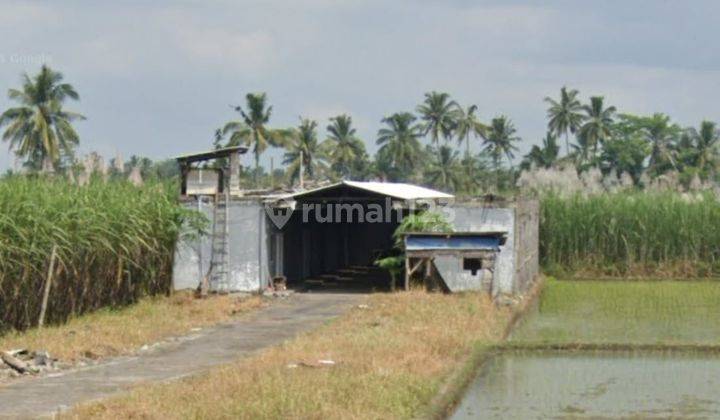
[0,0,719,170]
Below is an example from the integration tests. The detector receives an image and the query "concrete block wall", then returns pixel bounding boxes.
[173,199,267,292]
[513,198,540,293]
[448,205,515,295]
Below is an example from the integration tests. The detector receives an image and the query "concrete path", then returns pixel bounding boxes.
[0,292,364,419]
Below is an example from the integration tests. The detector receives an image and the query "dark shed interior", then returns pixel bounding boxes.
[271,184,404,291]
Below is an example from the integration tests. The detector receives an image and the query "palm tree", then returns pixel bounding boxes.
[645,114,679,172]
[578,96,616,156]
[229,93,287,185]
[455,105,488,157]
[544,86,584,155]
[690,120,720,175]
[283,118,327,185]
[0,65,85,171]
[376,112,423,181]
[416,91,460,145]
[521,132,559,170]
[323,114,366,179]
[425,145,462,192]
[483,116,520,170]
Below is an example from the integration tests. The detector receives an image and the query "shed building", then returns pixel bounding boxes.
[171,148,539,296]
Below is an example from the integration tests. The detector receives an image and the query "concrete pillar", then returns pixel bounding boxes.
[229,151,242,196]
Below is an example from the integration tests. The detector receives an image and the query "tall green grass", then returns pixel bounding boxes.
[541,192,720,277]
[0,177,201,332]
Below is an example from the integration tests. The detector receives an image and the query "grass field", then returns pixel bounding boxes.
[511,279,720,345]
[66,291,510,419]
[0,292,264,362]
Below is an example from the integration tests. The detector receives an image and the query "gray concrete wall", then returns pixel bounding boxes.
[173,198,213,291]
[448,205,515,294]
[225,201,266,292]
[173,199,267,293]
[433,254,492,292]
[513,198,540,293]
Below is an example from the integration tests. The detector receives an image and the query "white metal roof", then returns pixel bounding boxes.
[283,180,454,201]
[344,181,453,200]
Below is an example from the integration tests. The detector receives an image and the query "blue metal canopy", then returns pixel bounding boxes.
[405,234,501,251]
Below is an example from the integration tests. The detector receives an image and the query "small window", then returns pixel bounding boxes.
[463,258,482,276]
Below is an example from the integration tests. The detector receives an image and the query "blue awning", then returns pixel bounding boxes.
[405,234,501,251]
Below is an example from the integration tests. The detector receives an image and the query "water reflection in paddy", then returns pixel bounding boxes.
[452,351,720,419]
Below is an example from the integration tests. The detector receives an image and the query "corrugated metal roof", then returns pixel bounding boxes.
[283,180,453,201]
[175,146,249,163]
[405,234,501,251]
[343,181,453,200]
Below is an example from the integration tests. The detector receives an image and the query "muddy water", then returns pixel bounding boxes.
[451,352,720,419]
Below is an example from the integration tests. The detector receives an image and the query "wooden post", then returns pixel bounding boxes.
[38,245,58,328]
[404,256,410,291]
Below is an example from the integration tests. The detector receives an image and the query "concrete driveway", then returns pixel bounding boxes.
[0,292,365,419]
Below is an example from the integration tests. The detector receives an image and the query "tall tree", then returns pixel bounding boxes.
[544,86,584,155]
[690,120,720,176]
[483,116,520,170]
[283,118,326,185]
[455,104,488,157]
[578,96,616,156]
[323,114,367,179]
[615,113,681,175]
[229,93,287,185]
[425,145,463,192]
[0,65,85,171]
[376,112,423,181]
[521,132,560,170]
[416,91,460,145]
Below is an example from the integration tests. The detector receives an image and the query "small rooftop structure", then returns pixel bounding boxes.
[174,146,248,164]
[175,146,248,197]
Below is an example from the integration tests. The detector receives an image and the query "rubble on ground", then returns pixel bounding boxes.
[0,349,61,379]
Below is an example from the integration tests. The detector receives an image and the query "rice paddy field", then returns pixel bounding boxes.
[511,279,720,345]
[452,279,720,419]
[540,191,720,277]
[0,177,203,333]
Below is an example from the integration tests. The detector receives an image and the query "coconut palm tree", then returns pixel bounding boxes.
[455,105,488,157]
[616,113,680,175]
[229,93,289,185]
[323,114,366,179]
[483,116,520,170]
[283,118,327,185]
[544,86,584,155]
[690,120,720,175]
[416,91,460,145]
[578,96,616,156]
[425,145,463,192]
[376,112,423,181]
[521,132,560,170]
[0,65,85,171]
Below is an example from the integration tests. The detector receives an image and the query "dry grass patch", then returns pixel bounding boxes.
[0,291,264,361]
[68,291,509,419]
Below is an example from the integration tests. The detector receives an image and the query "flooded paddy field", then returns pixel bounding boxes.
[452,351,720,419]
[451,279,720,419]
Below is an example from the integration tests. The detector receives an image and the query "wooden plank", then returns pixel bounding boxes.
[38,245,58,328]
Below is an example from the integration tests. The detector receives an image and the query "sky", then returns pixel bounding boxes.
[0,0,719,171]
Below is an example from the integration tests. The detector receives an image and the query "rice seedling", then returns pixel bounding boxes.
[0,176,204,332]
[512,279,720,345]
[540,191,720,277]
